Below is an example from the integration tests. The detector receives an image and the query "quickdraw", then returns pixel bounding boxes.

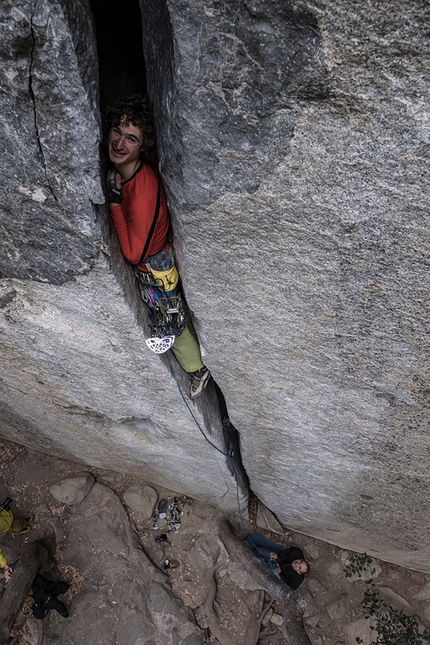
[136,269,188,353]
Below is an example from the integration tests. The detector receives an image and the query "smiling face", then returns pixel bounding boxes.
[291,559,309,574]
[108,118,143,174]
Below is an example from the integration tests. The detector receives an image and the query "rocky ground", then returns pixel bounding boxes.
[1,438,430,645]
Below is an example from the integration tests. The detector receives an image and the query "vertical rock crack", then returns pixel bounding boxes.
[29,5,59,205]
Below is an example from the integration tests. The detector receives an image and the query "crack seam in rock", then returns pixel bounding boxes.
[29,4,59,205]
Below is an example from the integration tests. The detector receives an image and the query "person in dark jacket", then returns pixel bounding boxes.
[245,533,309,590]
[31,574,70,619]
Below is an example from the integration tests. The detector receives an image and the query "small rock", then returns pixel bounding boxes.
[246,590,263,606]
[33,503,49,518]
[304,543,320,559]
[123,484,157,517]
[413,582,430,601]
[305,610,324,627]
[327,598,347,621]
[344,617,375,645]
[307,578,324,594]
[22,616,43,645]
[327,561,342,576]
[270,612,284,626]
[310,635,323,645]
[49,473,94,505]
[227,562,266,591]
[189,535,219,569]
[302,591,318,618]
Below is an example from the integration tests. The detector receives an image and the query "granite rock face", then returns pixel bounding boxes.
[140,0,430,568]
[0,0,104,284]
[0,0,429,571]
[0,0,246,514]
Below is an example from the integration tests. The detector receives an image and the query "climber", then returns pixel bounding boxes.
[0,498,33,580]
[245,533,309,590]
[105,95,211,400]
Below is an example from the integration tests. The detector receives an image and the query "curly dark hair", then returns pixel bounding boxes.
[105,95,157,163]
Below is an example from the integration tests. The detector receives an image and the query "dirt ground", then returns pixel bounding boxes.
[1,438,430,645]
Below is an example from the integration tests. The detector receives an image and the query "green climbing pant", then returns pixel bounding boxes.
[171,319,204,373]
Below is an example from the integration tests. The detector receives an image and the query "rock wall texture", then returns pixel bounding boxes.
[0,0,429,571]
[140,0,430,569]
[0,0,246,513]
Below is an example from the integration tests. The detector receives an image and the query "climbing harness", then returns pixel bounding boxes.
[136,268,188,354]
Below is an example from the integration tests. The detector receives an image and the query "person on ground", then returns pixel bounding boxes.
[245,533,309,590]
[105,95,211,401]
[0,504,33,580]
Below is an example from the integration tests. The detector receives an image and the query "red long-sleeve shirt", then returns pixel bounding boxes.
[109,162,170,268]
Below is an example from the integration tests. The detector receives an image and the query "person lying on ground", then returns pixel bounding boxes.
[105,95,211,401]
[245,533,309,590]
[0,504,33,580]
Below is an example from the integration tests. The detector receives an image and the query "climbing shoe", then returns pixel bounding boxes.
[189,367,211,400]
[12,515,34,537]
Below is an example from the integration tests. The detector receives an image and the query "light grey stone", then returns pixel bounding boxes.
[226,562,266,591]
[414,582,430,601]
[246,589,263,607]
[302,591,318,618]
[307,578,325,595]
[305,611,324,628]
[305,543,320,560]
[189,535,219,569]
[123,484,158,517]
[326,598,347,621]
[327,562,342,577]
[270,613,284,626]
[310,636,323,645]
[344,617,375,645]
[49,473,94,505]
[21,617,44,645]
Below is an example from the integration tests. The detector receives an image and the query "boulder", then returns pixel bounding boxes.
[49,473,95,505]
[123,484,158,517]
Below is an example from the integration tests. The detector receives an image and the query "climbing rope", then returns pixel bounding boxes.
[166,352,248,531]
[166,352,228,457]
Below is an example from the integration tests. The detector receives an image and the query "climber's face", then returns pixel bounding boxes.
[108,118,143,170]
[291,559,309,574]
